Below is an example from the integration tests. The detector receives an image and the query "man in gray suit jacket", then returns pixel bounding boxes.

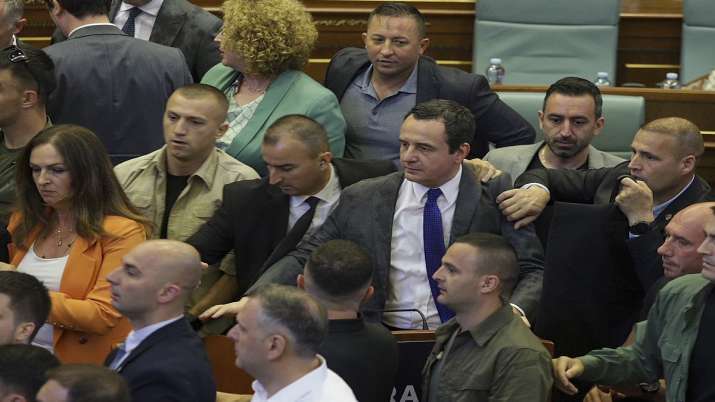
[484,77,624,183]
[44,0,192,164]
[109,0,220,81]
[254,100,544,328]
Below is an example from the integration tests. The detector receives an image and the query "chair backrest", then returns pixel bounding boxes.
[473,0,621,85]
[681,0,715,84]
[203,335,254,395]
[496,92,644,159]
[392,330,436,402]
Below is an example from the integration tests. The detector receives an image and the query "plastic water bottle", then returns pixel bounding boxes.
[661,72,681,89]
[594,72,612,87]
[485,58,506,85]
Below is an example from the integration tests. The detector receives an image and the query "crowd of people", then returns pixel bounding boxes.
[0,0,713,401]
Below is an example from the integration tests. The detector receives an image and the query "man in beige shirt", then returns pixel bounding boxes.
[115,84,258,334]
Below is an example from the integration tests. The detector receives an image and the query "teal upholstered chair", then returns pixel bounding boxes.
[497,92,645,159]
[681,0,715,84]
[473,0,621,85]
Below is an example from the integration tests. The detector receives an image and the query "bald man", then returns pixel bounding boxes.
[105,240,216,402]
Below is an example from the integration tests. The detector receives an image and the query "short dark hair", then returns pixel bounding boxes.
[406,99,475,153]
[44,0,107,18]
[172,84,229,121]
[0,344,60,401]
[263,114,329,157]
[0,271,51,341]
[245,284,328,358]
[453,233,519,299]
[543,76,603,118]
[46,364,130,402]
[0,46,56,106]
[368,2,426,38]
[306,240,373,302]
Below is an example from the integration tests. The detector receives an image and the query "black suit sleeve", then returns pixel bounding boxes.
[515,166,615,204]
[464,74,536,156]
[191,15,222,80]
[626,228,666,292]
[186,185,238,266]
[129,371,204,402]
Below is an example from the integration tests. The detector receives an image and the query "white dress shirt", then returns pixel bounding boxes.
[112,315,183,369]
[250,355,357,402]
[17,244,69,352]
[67,23,119,38]
[113,0,164,40]
[288,164,341,244]
[384,166,462,329]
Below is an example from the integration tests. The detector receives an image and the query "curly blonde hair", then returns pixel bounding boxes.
[222,0,318,77]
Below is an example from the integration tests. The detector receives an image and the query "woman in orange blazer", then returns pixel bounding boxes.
[3,125,149,364]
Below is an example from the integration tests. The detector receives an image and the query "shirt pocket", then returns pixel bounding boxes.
[440,377,491,402]
[658,339,682,388]
[172,205,217,240]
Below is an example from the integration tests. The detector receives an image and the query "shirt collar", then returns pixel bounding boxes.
[653,174,695,218]
[119,0,164,17]
[149,146,219,188]
[355,63,418,96]
[290,164,340,207]
[465,304,515,347]
[124,315,183,354]
[251,355,328,402]
[408,165,462,206]
[67,23,118,38]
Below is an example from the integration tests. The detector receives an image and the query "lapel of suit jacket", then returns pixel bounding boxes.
[514,142,542,178]
[116,318,187,372]
[415,56,439,104]
[149,0,186,46]
[450,165,481,244]
[226,70,300,158]
[261,184,296,269]
[332,50,371,99]
[109,0,122,21]
[375,173,403,275]
[59,236,98,299]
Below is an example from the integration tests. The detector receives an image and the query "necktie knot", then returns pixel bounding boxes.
[426,188,442,203]
[305,196,320,209]
[128,7,142,17]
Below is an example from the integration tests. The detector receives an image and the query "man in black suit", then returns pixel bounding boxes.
[190,114,396,322]
[105,240,215,402]
[324,2,534,162]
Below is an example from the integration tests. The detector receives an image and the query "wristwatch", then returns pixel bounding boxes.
[639,381,660,393]
[629,221,652,236]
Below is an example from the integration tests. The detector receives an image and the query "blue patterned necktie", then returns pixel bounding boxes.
[122,7,142,37]
[423,188,455,322]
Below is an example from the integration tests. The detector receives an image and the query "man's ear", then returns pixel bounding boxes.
[13,18,27,36]
[21,90,40,109]
[265,334,287,361]
[479,274,500,294]
[14,321,36,344]
[360,286,375,304]
[296,274,305,289]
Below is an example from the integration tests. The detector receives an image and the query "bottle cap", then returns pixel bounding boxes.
[597,72,609,78]
[489,58,502,65]
[666,72,678,80]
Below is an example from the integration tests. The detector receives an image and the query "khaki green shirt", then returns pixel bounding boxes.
[115,146,258,310]
[422,305,552,402]
[580,274,714,402]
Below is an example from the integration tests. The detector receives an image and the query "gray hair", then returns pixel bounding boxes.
[1,0,24,26]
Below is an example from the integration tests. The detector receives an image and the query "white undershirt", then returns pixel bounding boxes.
[113,0,164,41]
[17,243,69,352]
[384,166,462,329]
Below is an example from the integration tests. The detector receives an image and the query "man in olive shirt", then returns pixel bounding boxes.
[553,205,715,402]
[0,46,54,226]
[422,233,552,402]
